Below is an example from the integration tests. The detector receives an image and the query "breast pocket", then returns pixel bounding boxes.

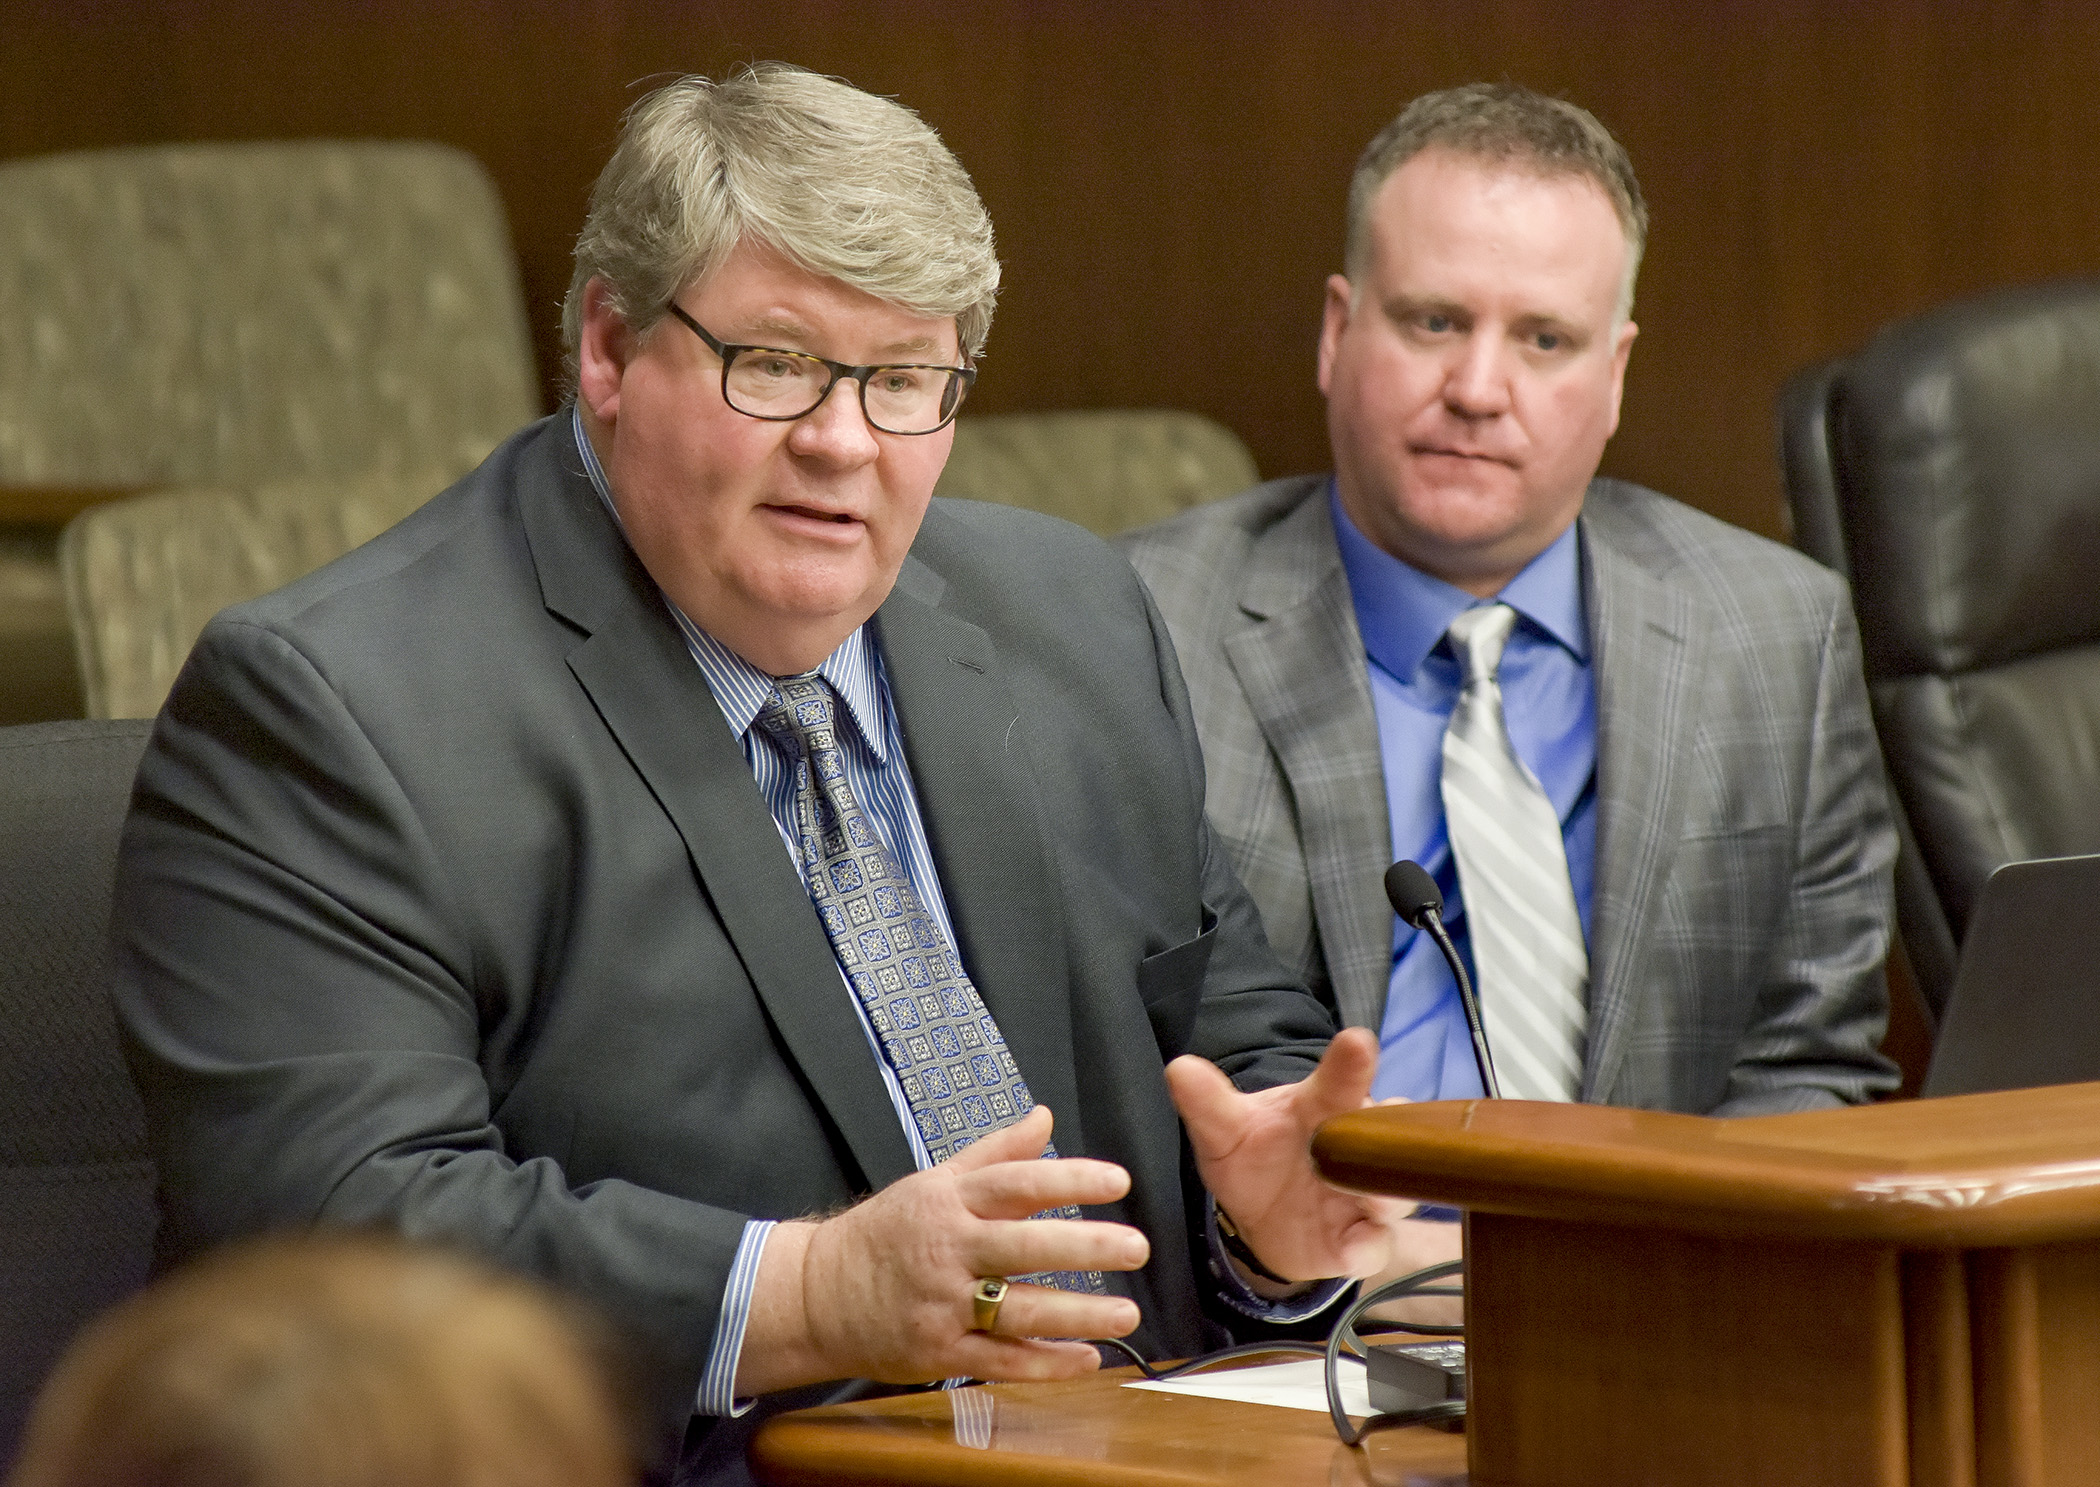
[1680,733,1792,840]
[1135,908,1217,1061]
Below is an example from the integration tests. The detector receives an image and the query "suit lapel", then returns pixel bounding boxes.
[873,560,1088,1156]
[1581,499,1703,1105]
[518,423,916,1192]
[1223,494,1394,1030]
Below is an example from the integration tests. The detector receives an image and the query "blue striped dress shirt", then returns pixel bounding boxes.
[1328,483,1598,1105]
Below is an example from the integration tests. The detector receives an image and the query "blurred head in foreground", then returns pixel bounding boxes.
[8,1233,637,1487]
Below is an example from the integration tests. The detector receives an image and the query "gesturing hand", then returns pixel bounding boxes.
[735,1105,1149,1396]
[1166,1026,1412,1283]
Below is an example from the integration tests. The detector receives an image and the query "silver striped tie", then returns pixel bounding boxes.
[1440,604,1588,1102]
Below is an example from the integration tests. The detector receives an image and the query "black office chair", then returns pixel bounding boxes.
[0,718,156,1466]
[1778,278,2100,1024]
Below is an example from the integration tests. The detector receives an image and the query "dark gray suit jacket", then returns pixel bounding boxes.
[112,416,1333,1457]
[1119,475,1899,1117]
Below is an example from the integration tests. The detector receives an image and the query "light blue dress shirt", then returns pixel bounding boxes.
[1328,484,1598,1104]
[573,408,1330,1413]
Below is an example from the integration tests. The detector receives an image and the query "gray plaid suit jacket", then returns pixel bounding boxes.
[1119,474,1899,1116]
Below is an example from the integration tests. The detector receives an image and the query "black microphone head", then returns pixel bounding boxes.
[1384,860,1443,925]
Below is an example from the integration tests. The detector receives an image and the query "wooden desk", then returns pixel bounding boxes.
[1315,1085,2100,1487]
[751,1361,1470,1487]
[755,1086,2100,1486]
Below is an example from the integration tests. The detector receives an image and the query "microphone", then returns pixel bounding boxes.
[1384,861,1501,1099]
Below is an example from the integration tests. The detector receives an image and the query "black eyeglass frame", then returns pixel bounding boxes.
[665,303,976,436]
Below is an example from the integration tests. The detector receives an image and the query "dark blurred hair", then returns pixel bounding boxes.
[7,1232,638,1487]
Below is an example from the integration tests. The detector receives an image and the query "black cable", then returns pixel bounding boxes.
[1325,1259,1467,1446]
[1089,1255,1466,1446]
[1093,1336,1326,1380]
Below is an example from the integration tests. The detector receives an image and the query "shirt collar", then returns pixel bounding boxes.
[1328,479,1589,680]
[568,402,890,760]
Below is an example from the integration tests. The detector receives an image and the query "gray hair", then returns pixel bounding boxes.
[559,63,1000,389]
[1345,83,1647,319]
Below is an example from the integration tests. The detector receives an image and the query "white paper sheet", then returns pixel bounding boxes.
[1122,1356,1371,1416]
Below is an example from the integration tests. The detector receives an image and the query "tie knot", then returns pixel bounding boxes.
[755,672,838,756]
[1445,603,1519,685]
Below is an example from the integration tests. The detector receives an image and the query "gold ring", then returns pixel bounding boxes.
[970,1276,1010,1333]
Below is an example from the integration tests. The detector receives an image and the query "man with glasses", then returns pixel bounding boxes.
[666,305,975,435]
[1123,85,1897,1159]
[113,65,1413,1483]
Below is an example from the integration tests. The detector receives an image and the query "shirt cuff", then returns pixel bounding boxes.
[1202,1196,1350,1324]
[695,1219,774,1418]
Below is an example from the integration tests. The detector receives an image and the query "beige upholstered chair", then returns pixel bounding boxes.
[66,408,1256,721]
[935,409,1257,536]
[1,140,540,720]
[0,544,74,728]
[62,468,454,720]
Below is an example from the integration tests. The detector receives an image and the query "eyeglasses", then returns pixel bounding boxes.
[666,304,976,436]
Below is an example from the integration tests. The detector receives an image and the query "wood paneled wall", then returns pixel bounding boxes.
[8,1,2100,539]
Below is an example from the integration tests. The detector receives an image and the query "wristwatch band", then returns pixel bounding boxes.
[1214,1202,1295,1286]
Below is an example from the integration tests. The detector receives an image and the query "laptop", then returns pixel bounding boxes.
[1921,853,2100,1097]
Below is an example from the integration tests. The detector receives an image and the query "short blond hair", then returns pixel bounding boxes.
[559,63,1000,386]
[8,1233,636,1487]
[1347,83,1647,319]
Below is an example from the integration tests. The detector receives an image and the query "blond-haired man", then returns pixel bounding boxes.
[115,65,1412,1483]
[1123,86,1897,1148]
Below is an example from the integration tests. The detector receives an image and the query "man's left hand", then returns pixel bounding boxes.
[1165,1026,1412,1283]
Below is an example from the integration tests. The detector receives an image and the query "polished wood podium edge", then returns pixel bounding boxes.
[1313,1084,2100,1247]
[748,1361,1471,1487]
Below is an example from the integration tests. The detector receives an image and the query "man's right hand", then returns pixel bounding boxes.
[733,1105,1149,1396]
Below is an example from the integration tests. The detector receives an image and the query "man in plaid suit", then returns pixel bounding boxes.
[1121,85,1897,1135]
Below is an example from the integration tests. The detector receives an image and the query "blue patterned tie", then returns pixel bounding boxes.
[755,672,1103,1293]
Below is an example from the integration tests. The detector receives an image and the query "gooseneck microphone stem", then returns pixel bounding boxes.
[1419,910,1501,1101]
[1384,861,1501,1100]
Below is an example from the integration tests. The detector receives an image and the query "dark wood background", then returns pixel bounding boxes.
[8,0,2100,541]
